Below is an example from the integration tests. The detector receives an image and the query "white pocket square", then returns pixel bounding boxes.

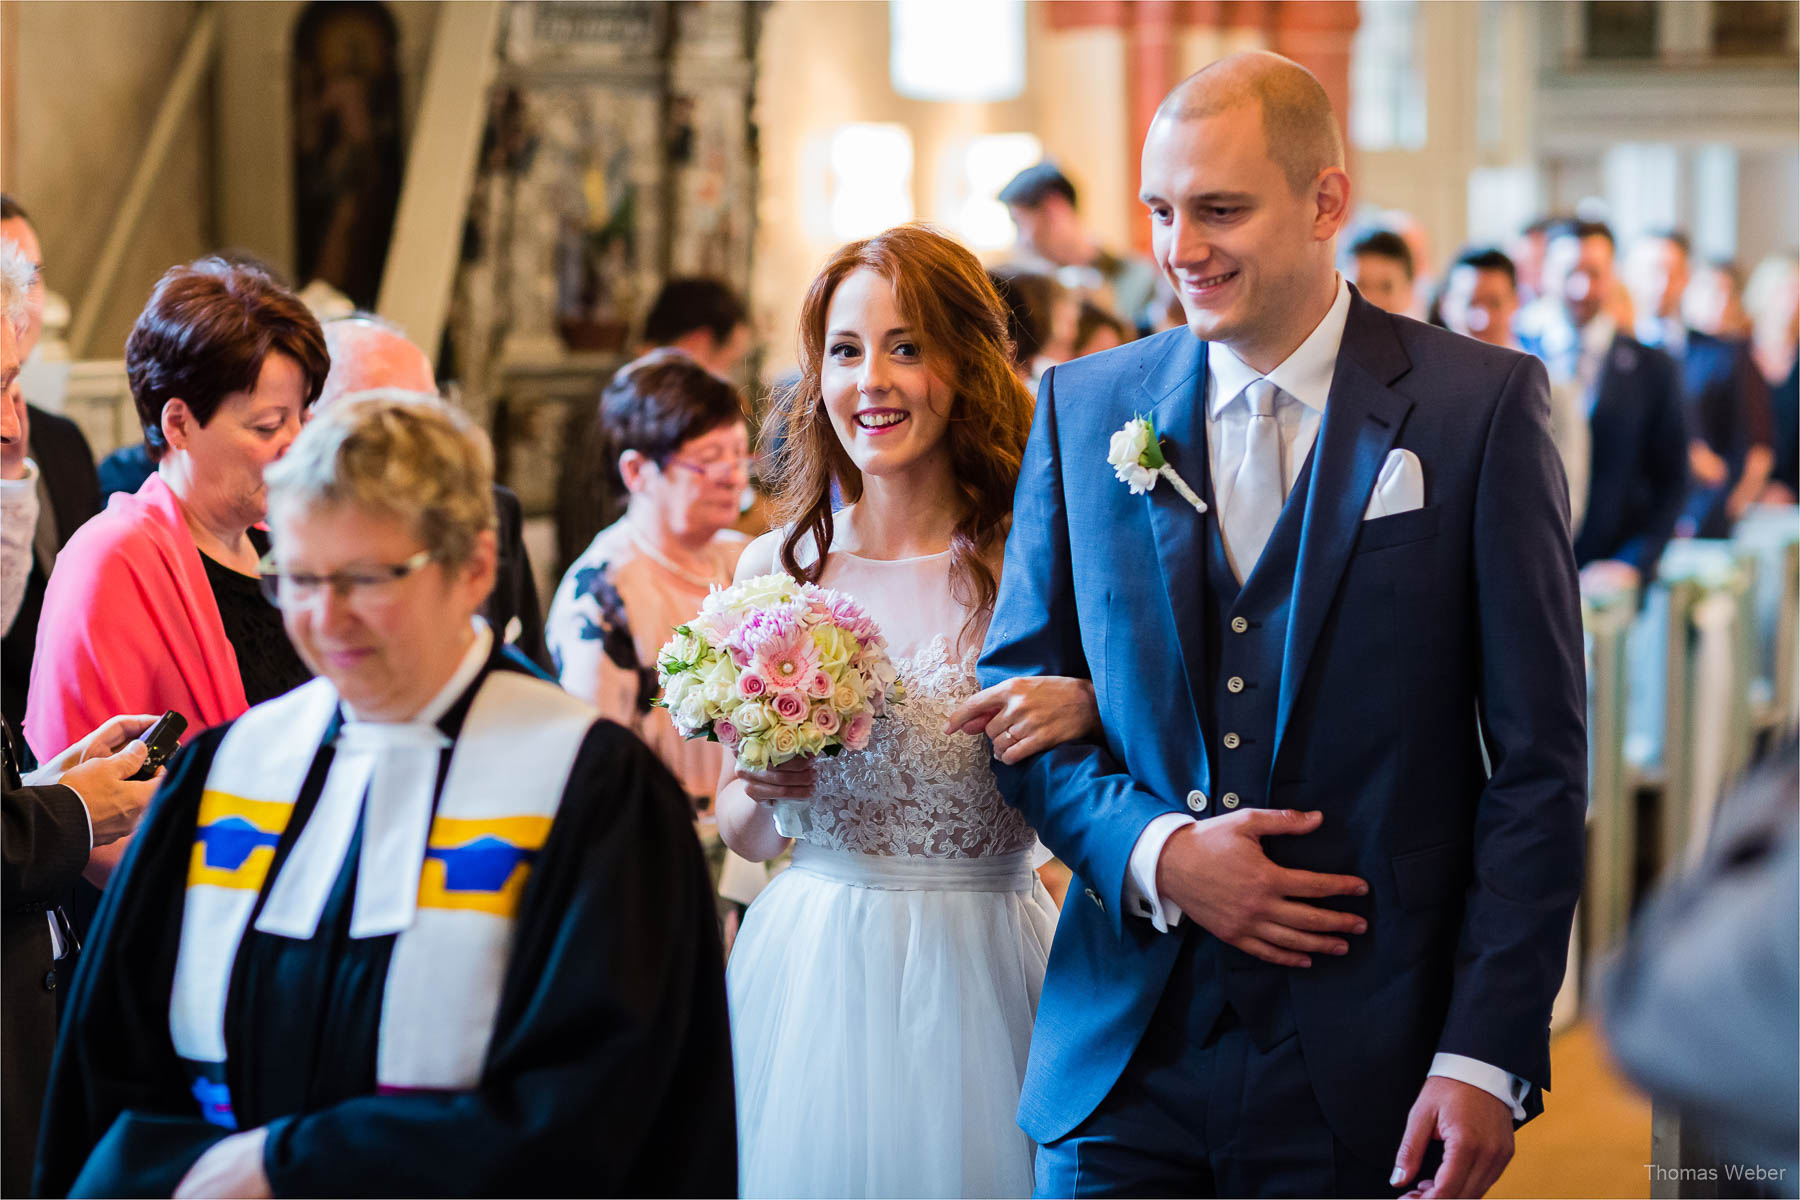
[1363,448,1424,520]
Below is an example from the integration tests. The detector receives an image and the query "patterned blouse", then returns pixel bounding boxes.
[545,519,748,800]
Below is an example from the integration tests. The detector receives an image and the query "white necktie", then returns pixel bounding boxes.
[1223,378,1284,582]
[254,721,449,940]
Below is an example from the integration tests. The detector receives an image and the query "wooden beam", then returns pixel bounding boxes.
[67,4,217,358]
[374,0,503,371]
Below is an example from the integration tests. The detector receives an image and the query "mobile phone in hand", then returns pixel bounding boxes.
[128,711,188,781]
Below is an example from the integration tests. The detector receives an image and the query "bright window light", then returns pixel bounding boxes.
[890,0,1026,103]
[819,123,915,243]
[941,133,1044,250]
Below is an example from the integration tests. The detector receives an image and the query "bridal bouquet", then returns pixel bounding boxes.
[656,573,904,819]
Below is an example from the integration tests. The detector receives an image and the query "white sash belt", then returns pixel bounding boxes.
[790,842,1035,893]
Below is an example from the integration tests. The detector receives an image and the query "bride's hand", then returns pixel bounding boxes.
[944,676,1100,765]
[738,758,818,805]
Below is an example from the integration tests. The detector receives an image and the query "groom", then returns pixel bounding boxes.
[980,52,1586,1198]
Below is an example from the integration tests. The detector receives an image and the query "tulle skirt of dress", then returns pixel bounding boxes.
[728,843,1059,1200]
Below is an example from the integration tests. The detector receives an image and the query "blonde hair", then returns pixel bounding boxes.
[266,393,496,565]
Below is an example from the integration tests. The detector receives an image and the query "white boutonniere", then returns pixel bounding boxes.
[1107,416,1207,515]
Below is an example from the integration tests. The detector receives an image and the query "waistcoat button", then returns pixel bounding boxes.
[1223,732,1241,749]
[1227,676,1245,693]
[1231,616,1249,633]
[1186,790,1208,812]
[1222,792,1241,809]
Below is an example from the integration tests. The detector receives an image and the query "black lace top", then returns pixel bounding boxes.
[201,529,312,705]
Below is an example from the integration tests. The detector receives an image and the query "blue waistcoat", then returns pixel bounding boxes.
[1191,427,1317,1049]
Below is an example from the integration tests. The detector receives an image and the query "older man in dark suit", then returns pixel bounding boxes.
[1,196,105,746]
[318,314,553,673]
[2,238,157,1199]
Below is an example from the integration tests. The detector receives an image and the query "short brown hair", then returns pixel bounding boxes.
[126,256,329,462]
[767,223,1033,630]
[601,349,746,466]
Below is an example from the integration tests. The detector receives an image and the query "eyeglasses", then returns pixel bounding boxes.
[257,549,437,609]
[663,454,754,482]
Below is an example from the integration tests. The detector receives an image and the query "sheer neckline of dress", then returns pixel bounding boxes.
[835,547,952,564]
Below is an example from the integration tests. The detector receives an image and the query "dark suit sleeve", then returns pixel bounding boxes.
[979,366,1178,937]
[1439,353,1587,1089]
[261,724,736,1197]
[34,736,225,1199]
[487,485,554,674]
[2,780,90,908]
[29,407,103,542]
[1616,349,1690,573]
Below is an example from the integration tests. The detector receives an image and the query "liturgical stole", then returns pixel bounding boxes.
[168,670,596,1128]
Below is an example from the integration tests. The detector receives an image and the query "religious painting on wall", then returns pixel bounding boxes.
[445,0,762,563]
[292,0,404,308]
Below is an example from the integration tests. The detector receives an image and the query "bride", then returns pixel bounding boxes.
[718,224,1101,1199]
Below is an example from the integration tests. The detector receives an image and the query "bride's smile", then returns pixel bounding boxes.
[820,266,953,479]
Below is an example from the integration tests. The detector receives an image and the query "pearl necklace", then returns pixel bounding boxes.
[626,523,729,591]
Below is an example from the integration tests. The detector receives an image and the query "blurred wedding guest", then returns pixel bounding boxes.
[319,314,551,671]
[560,278,753,579]
[1347,228,1416,316]
[989,266,1059,386]
[1441,247,1589,531]
[1602,744,1799,1183]
[545,350,766,937]
[26,257,328,879]
[1744,253,1799,502]
[1628,232,1772,538]
[3,241,161,1198]
[1685,259,1753,340]
[34,394,736,1198]
[1525,221,1688,591]
[1072,299,1131,358]
[1511,216,1558,304]
[1,197,102,749]
[1000,162,1159,334]
[642,277,753,379]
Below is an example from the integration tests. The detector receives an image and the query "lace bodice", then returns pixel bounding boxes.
[792,539,1035,859]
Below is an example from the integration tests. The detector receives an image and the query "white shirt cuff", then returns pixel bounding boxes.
[1429,1052,1530,1122]
[1124,812,1195,931]
[58,779,95,853]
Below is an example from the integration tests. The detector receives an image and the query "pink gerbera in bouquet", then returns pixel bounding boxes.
[656,572,905,832]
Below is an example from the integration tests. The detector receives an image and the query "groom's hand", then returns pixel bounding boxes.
[1154,809,1367,967]
[1391,1076,1514,1198]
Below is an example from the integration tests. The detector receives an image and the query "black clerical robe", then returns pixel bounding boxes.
[34,650,736,1198]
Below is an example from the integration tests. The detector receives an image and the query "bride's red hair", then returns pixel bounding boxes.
[765,224,1034,630]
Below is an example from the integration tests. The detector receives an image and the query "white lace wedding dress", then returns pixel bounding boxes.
[727,543,1059,1199]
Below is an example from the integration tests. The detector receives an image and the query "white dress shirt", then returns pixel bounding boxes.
[1117,276,1530,1119]
[1,457,41,634]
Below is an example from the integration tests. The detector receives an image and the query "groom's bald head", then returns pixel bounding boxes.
[1155,51,1344,196]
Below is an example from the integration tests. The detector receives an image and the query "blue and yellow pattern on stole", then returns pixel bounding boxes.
[417,815,555,917]
[188,791,293,892]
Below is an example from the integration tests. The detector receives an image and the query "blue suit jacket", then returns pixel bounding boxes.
[1565,334,1689,574]
[979,294,1588,1163]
